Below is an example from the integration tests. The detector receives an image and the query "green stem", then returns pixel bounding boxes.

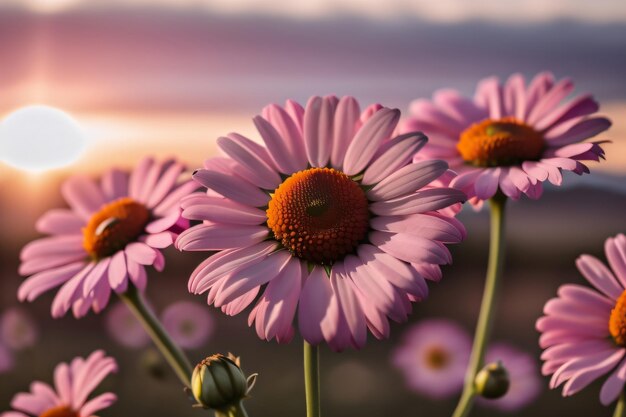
[614,393,626,417]
[119,286,193,387]
[451,194,507,417]
[304,340,321,417]
[215,401,250,417]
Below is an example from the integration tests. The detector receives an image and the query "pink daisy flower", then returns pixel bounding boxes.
[1,350,117,417]
[537,233,626,405]
[104,301,150,349]
[161,301,214,349]
[0,307,38,351]
[402,72,610,204]
[479,343,541,412]
[392,318,471,399]
[18,157,197,318]
[176,96,466,350]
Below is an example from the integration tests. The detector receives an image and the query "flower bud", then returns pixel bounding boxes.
[191,353,257,411]
[474,361,510,399]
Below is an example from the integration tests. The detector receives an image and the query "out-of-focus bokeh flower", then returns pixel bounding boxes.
[403,72,610,205]
[0,307,38,351]
[0,350,117,417]
[479,343,541,411]
[161,301,214,349]
[392,318,471,399]
[0,342,14,374]
[17,157,198,318]
[537,233,626,405]
[177,96,466,351]
[104,301,150,349]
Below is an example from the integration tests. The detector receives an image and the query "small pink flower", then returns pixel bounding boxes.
[161,301,214,349]
[392,319,471,399]
[479,343,541,412]
[402,72,610,205]
[0,307,38,351]
[0,342,14,374]
[104,301,150,349]
[177,96,466,351]
[18,157,197,318]
[1,350,117,417]
[537,233,626,405]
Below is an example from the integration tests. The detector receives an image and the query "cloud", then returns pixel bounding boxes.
[4,0,626,24]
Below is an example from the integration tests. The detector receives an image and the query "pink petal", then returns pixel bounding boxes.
[330,265,367,349]
[79,393,117,416]
[343,108,400,175]
[20,235,84,261]
[142,232,175,249]
[127,261,147,292]
[128,157,153,200]
[535,95,598,131]
[217,135,281,189]
[606,234,626,288]
[175,224,268,251]
[19,251,87,276]
[18,261,87,302]
[304,96,334,167]
[527,78,574,125]
[370,231,451,265]
[369,188,466,216]
[192,169,269,207]
[260,105,308,172]
[362,132,427,185]
[298,267,334,345]
[576,255,623,299]
[369,213,464,243]
[546,117,612,147]
[35,209,84,235]
[82,258,111,297]
[146,162,186,208]
[215,250,292,306]
[152,181,200,217]
[561,349,624,396]
[253,115,304,174]
[108,251,128,292]
[600,358,626,405]
[182,196,266,225]
[331,96,360,169]
[474,168,501,200]
[61,176,105,220]
[367,160,448,201]
[474,76,504,119]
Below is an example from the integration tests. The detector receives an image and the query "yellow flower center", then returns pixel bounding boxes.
[423,345,450,370]
[39,406,78,417]
[82,197,150,260]
[609,290,626,346]
[457,117,544,167]
[266,167,369,264]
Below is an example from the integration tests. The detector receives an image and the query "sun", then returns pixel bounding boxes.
[0,105,87,173]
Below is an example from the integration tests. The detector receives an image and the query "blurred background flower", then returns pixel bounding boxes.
[0,343,14,374]
[0,307,38,351]
[104,301,150,349]
[478,342,542,412]
[161,301,214,350]
[392,318,471,399]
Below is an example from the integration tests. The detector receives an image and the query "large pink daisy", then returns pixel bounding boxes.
[176,96,467,351]
[402,72,610,204]
[1,350,117,417]
[537,233,626,405]
[18,157,197,318]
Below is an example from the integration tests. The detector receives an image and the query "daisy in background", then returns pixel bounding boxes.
[104,301,150,349]
[479,343,541,412]
[402,72,610,205]
[537,234,626,408]
[392,319,471,399]
[0,307,38,351]
[1,350,117,417]
[161,301,214,350]
[176,95,467,351]
[17,157,197,318]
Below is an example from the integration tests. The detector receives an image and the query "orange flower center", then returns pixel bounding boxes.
[457,117,544,167]
[610,290,626,346]
[423,345,450,370]
[266,167,369,264]
[82,197,150,260]
[39,406,79,417]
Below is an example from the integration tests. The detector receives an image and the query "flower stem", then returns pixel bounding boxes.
[451,193,507,417]
[614,393,626,417]
[215,402,250,417]
[304,340,321,417]
[119,285,193,387]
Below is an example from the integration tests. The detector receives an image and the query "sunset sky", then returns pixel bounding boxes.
[0,0,624,218]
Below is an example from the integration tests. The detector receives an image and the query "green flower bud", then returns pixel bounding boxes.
[191,353,257,412]
[474,361,510,399]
